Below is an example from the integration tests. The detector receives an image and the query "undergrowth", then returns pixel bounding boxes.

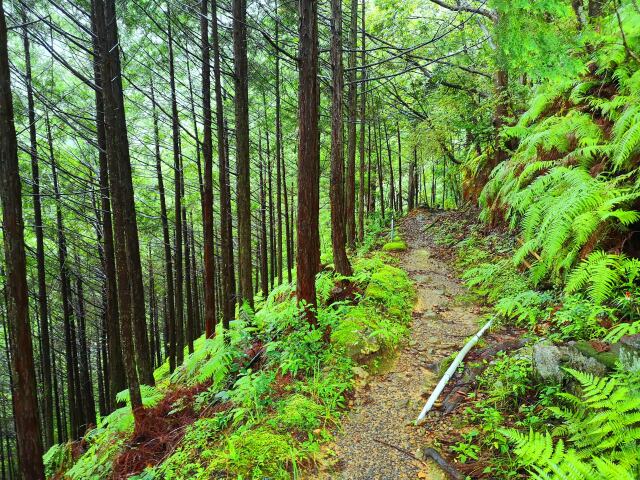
[428,207,640,479]
[46,241,415,479]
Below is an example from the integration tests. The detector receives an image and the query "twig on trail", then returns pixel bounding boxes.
[372,438,425,465]
[424,447,464,480]
[424,220,438,231]
[416,317,494,423]
[373,439,464,480]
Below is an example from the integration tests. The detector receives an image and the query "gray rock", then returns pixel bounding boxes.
[532,341,608,384]
[619,334,640,372]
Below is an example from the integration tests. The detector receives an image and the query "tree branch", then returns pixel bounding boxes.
[428,0,497,21]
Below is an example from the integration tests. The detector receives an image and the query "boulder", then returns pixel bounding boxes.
[532,341,608,384]
[533,335,640,384]
[618,334,640,372]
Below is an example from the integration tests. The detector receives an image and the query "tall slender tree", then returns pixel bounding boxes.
[213,0,237,332]
[357,0,366,242]
[93,0,143,415]
[345,0,358,247]
[167,11,185,366]
[151,79,177,372]
[21,7,53,447]
[49,119,81,439]
[275,1,284,285]
[297,0,321,323]
[0,3,45,476]
[330,0,353,276]
[233,0,254,308]
[259,134,270,297]
[201,0,216,339]
[90,0,126,408]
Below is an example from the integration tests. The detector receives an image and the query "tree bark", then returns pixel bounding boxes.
[213,0,237,332]
[345,0,358,247]
[167,12,185,366]
[189,220,204,340]
[74,271,96,429]
[184,211,194,355]
[330,0,353,276]
[99,0,153,387]
[93,0,143,415]
[283,157,294,283]
[201,0,216,339]
[384,121,395,212]
[357,0,366,242]
[297,0,321,324]
[376,119,385,220]
[90,0,126,408]
[262,96,276,290]
[275,2,284,285]
[397,123,403,213]
[150,79,177,372]
[259,134,270,297]
[21,8,54,447]
[233,0,254,308]
[0,4,45,475]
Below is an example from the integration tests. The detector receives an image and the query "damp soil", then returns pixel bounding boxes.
[313,210,484,479]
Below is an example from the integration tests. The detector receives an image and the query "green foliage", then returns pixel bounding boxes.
[43,443,72,478]
[566,251,640,304]
[356,214,388,256]
[476,12,640,286]
[550,294,612,340]
[270,394,325,431]
[65,434,125,480]
[488,165,639,284]
[502,369,640,479]
[462,259,529,303]
[331,261,414,360]
[495,290,553,327]
[115,384,163,408]
[479,353,533,408]
[223,370,276,425]
[146,249,414,479]
[207,427,295,479]
[169,334,236,389]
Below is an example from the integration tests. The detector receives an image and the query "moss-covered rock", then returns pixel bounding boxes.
[382,240,407,251]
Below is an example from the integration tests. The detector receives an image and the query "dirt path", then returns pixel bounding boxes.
[322,211,481,479]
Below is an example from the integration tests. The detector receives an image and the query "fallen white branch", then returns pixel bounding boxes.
[416,317,494,424]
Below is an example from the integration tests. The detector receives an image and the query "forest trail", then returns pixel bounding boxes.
[322,210,481,479]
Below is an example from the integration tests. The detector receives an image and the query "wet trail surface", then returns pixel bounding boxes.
[320,211,481,479]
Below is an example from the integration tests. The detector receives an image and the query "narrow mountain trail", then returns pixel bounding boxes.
[321,210,482,479]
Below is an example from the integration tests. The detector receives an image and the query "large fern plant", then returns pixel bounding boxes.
[474,4,640,286]
[502,369,640,479]
[566,251,640,303]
